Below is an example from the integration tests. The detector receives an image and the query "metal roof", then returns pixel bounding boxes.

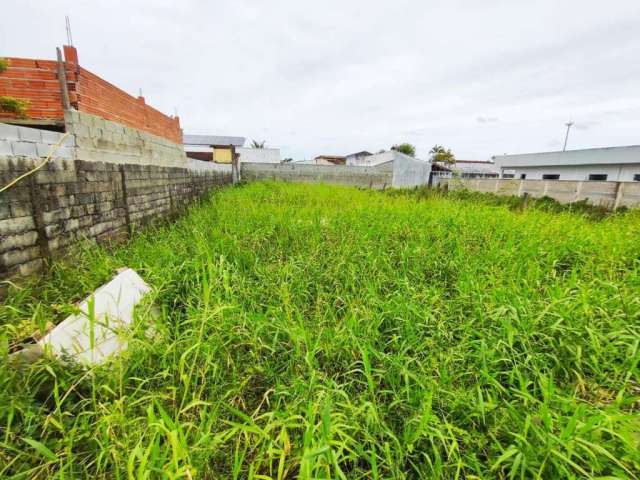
[345,151,373,158]
[183,134,245,147]
[493,145,640,168]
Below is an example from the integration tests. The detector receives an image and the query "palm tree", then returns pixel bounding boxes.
[429,145,455,164]
[252,140,266,149]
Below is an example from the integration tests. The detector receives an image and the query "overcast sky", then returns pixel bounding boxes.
[2,1,640,160]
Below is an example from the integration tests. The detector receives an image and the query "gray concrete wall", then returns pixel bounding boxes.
[0,123,75,160]
[241,162,393,189]
[0,156,230,281]
[443,177,640,209]
[65,110,187,168]
[0,119,229,284]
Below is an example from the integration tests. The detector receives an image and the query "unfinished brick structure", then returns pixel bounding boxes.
[0,46,182,143]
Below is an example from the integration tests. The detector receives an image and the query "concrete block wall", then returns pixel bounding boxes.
[0,156,231,280]
[66,110,187,168]
[241,162,393,189]
[0,123,75,160]
[445,178,640,209]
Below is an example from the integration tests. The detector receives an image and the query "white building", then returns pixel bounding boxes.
[493,146,640,182]
[346,150,431,187]
[345,150,412,168]
[237,147,281,163]
[345,151,373,165]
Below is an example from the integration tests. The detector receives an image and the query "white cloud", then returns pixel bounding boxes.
[2,0,639,160]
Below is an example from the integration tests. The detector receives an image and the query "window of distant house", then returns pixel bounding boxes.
[502,174,515,179]
[520,173,526,179]
[588,174,608,181]
[542,174,560,180]
[634,174,640,181]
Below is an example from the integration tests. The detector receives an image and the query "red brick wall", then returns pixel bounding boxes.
[0,47,182,144]
[0,58,64,120]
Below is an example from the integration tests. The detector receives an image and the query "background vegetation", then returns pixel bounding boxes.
[391,143,416,157]
[1,182,639,478]
[429,145,455,164]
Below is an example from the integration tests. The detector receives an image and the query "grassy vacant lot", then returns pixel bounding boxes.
[1,182,639,479]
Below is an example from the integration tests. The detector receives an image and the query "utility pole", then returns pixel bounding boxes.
[562,121,574,151]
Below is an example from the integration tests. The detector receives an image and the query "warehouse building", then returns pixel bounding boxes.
[493,145,640,182]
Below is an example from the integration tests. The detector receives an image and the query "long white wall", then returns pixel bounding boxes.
[237,147,280,163]
[500,164,640,182]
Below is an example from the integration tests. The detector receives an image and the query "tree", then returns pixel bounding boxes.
[282,157,293,163]
[251,139,266,149]
[391,143,416,157]
[429,145,455,164]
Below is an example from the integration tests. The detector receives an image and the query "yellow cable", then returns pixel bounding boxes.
[0,131,72,193]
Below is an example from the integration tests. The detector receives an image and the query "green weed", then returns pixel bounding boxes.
[1,181,639,478]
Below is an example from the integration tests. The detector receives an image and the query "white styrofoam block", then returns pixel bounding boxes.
[38,268,151,365]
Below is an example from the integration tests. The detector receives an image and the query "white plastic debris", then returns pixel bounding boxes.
[14,268,152,366]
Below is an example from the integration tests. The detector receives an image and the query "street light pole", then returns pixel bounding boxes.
[562,121,574,151]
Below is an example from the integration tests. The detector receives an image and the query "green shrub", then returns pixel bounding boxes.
[0,96,30,117]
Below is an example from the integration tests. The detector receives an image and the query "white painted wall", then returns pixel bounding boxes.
[392,155,431,187]
[237,147,281,163]
[500,164,640,181]
[494,145,640,181]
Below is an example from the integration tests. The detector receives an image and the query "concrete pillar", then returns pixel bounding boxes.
[574,181,583,203]
[613,182,624,210]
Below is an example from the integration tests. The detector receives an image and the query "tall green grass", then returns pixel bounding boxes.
[1,181,639,479]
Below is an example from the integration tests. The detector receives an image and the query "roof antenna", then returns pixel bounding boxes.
[65,16,74,46]
[562,120,574,152]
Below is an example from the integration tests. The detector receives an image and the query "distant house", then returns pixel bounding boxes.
[345,151,372,165]
[183,134,245,164]
[493,146,640,181]
[314,155,346,165]
[293,150,431,187]
[340,150,417,169]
